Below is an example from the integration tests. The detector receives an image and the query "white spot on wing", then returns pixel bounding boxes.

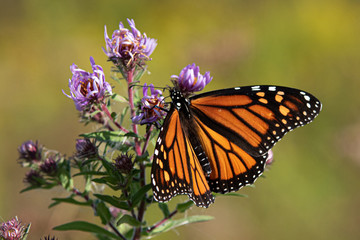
[269,86,276,91]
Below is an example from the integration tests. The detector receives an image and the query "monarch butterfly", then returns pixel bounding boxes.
[150,85,321,208]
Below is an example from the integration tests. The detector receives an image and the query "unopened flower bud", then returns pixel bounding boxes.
[114,154,133,174]
[24,170,43,186]
[40,157,58,175]
[75,138,98,159]
[18,140,42,163]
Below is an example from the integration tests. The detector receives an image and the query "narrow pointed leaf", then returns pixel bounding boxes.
[117,214,141,227]
[150,215,214,235]
[158,203,170,218]
[94,194,130,210]
[131,184,152,206]
[176,200,194,213]
[53,221,118,239]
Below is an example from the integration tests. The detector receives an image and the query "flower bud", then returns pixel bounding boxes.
[75,138,98,159]
[24,170,43,186]
[18,140,42,163]
[40,157,58,175]
[114,153,134,174]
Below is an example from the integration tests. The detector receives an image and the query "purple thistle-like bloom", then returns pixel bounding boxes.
[0,217,25,240]
[103,19,157,65]
[63,57,112,111]
[171,63,213,94]
[132,83,165,125]
[18,140,42,163]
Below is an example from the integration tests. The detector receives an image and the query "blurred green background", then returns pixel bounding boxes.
[1,0,360,239]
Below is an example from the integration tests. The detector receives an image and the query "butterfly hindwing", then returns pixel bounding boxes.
[151,107,214,207]
[192,116,268,193]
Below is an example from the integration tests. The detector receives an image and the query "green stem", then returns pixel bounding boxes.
[101,104,129,133]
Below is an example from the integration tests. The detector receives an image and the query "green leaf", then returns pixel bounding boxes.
[73,171,108,177]
[20,185,42,193]
[150,215,214,235]
[116,214,141,227]
[96,201,112,224]
[51,196,91,207]
[124,131,140,138]
[158,203,170,218]
[111,93,128,103]
[176,200,194,213]
[53,221,119,239]
[133,65,147,82]
[134,152,149,163]
[119,106,129,125]
[22,223,31,240]
[80,131,128,143]
[58,160,73,191]
[90,110,102,118]
[94,194,130,210]
[131,184,152,206]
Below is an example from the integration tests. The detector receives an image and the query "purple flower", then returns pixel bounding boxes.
[18,140,42,163]
[40,157,58,175]
[0,217,26,240]
[171,63,213,94]
[132,84,166,125]
[103,19,157,65]
[63,57,112,111]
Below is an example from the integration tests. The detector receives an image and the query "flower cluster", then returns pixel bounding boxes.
[0,217,26,240]
[18,140,63,187]
[132,83,166,126]
[103,19,157,67]
[63,57,112,111]
[171,63,213,94]
[15,17,281,240]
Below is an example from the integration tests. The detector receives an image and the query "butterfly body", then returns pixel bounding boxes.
[151,85,321,208]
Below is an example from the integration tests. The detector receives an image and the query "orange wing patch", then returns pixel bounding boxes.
[194,115,266,193]
[192,95,252,107]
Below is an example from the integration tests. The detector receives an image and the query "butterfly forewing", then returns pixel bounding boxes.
[190,85,321,157]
